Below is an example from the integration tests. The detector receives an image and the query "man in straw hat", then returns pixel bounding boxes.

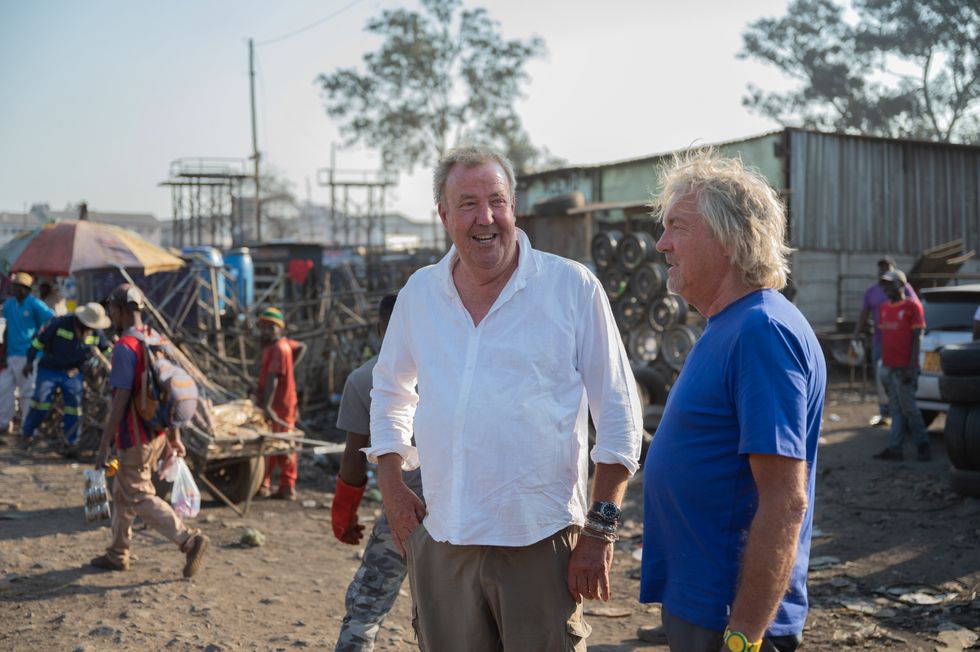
[255,307,307,500]
[91,283,209,578]
[20,302,113,450]
[0,272,54,437]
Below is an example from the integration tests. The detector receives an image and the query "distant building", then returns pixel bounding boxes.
[0,211,39,245]
[290,203,440,249]
[0,203,163,247]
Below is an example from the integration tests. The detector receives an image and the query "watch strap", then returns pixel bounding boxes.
[723,628,762,652]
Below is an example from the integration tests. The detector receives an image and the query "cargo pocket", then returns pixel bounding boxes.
[565,612,592,651]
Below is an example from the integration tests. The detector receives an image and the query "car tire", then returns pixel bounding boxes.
[920,409,939,428]
[600,266,629,300]
[591,230,622,271]
[615,294,646,330]
[964,406,980,470]
[939,375,980,404]
[617,232,658,271]
[940,342,980,377]
[949,467,980,497]
[634,365,672,406]
[945,404,971,469]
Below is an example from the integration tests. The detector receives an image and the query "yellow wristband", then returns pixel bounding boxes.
[723,628,762,652]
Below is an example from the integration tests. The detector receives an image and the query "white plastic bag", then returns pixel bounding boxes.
[157,448,178,483]
[170,457,201,519]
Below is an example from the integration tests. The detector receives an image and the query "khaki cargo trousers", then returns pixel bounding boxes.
[107,433,197,566]
[405,524,591,651]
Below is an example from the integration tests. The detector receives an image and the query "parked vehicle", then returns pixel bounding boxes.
[916,283,980,421]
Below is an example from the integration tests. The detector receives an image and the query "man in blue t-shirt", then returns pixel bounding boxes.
[641,151,826,652]
[0,272,55,437]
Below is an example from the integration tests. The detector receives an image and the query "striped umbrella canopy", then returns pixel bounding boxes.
[0,226,45,275]
[1,220,184,277]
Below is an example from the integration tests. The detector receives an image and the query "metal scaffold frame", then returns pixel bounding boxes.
[160,158,249,248]
[316,166,398,247]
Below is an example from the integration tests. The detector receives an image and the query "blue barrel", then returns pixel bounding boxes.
[181,246,225,313]
[223,247,254,310]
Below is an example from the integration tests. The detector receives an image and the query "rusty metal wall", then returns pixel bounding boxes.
[788,130,980,255]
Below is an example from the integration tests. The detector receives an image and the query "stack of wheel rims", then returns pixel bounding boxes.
[593,230,703,372]
[939,341,980,496]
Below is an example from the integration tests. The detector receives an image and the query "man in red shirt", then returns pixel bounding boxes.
[873,271,930,462]
[255,307,307,500]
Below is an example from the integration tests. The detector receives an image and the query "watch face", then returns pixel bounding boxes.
[594,501,621,522]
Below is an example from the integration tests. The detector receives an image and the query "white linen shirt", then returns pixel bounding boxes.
[365,229,643,546]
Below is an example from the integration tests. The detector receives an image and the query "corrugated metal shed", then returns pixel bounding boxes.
[788,129,980,255]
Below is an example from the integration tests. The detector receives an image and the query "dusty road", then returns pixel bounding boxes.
[2,381,979,651]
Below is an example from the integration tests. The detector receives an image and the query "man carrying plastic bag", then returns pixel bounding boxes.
[90,283,209,578]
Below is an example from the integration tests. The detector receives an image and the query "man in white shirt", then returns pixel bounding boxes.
[364,145,643,650]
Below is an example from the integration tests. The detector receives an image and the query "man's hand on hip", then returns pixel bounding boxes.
[567,533,614,603]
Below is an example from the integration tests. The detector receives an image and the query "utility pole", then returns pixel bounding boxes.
[249,38,261,242]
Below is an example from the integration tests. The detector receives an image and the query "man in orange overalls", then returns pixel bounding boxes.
[256,307,307,500]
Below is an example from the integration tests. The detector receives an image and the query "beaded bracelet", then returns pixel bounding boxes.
[581,527,619,543]
[587,510,620,526]
[585,518,618,534]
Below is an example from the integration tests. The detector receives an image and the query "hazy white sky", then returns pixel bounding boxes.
[0,0,793,224]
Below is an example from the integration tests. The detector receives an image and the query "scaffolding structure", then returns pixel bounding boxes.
[316,167,398,247]
[160,158,249,248]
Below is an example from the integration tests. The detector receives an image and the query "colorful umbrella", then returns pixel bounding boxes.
[0,220,184,276]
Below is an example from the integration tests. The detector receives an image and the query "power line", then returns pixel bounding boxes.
[255,0,369,47]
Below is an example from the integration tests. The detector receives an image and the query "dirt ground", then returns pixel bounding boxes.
[2,378,980,651]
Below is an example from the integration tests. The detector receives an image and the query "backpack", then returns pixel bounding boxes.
[125,332,199,431]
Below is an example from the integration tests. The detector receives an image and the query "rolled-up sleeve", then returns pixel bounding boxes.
[364,297,420,470]
[577,279,643,475]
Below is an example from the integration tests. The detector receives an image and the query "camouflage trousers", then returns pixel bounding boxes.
[335,467,423,652]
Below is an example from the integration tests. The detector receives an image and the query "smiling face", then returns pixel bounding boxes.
[437,160,518,280]
[656,193,732,313]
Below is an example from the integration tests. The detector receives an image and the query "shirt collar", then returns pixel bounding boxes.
[436,228,538,299]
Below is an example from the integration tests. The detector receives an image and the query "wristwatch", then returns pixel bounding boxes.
[723,628,762,652]
[588,500,622,524]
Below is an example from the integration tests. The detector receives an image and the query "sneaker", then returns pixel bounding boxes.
[182,534,209,578]
[916,443,932,462]
[273,486,297,501]
[255,486,271,498]
[90,554,128,571]
[869,415,891,428]
[873,447,904,461]
[636,625,667,644]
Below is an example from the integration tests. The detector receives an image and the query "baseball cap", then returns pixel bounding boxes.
[880,270,905,285]
[107,283,145,311]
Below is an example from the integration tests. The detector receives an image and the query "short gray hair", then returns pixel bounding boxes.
[432,145,516,206]
[655,148,792,290]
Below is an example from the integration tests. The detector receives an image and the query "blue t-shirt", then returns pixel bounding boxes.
[3,295,54,357]
[640,289,826,636]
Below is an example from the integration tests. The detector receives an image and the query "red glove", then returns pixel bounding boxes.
[332,477,367,544]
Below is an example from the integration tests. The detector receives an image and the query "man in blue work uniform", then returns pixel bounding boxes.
[20,302,112,449]
[0,272,55,436]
